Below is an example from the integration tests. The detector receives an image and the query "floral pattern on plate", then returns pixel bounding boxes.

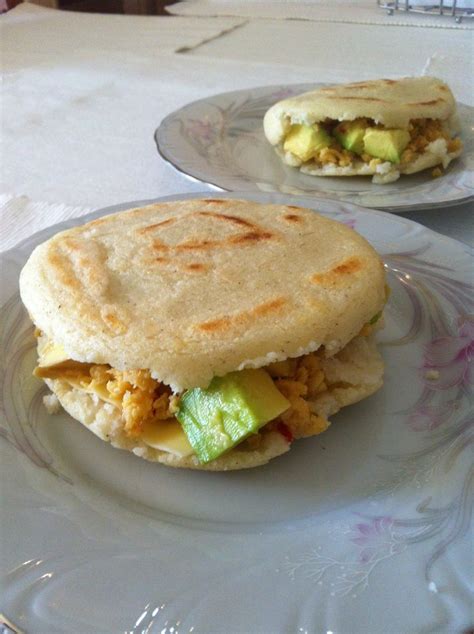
[155,84,474,211]
[1,193,472,633]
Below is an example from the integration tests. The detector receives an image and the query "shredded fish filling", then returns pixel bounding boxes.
[37,362,176,436]
[267,353,330,439]
[98,368,176,436]
[38,356,331,440]
[299,118,461,168]
[35,313,381,447]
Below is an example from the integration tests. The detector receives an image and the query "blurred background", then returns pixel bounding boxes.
[3,0,179,14]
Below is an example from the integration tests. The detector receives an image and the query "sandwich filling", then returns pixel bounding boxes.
[34,318,381,464]
[280,117,462,183]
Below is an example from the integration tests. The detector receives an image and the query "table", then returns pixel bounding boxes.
[1,2,473,250]
[1,6,473,633]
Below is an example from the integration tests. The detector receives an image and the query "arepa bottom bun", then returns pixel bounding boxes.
[43,335,383,471]
[298,138,463,184]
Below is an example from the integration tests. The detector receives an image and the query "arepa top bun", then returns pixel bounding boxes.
[19,199,385,391]
[264,77,457,146]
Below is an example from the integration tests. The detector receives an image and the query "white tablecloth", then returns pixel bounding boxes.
[1,2,473,252]
[168,0,474,28]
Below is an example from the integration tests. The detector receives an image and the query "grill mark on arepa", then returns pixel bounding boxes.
[338,83,371,90]
[176,239,216,250]
[252,297,287,316]
[49,238,109,299]
[196,211,255,228]
[408,99,444,106]
[230,231,274,244]
[152,239,171,252]
[332,257,363,275]
[197,316,232,333]
[151,256,208,273]
[185,263,207,273]
[310,257,364,285]
[47,251,81,290]
[323,80,396,91]
[100,305,130,334]
[282,213,303,223]
[140,211,275,252]
[62,237,82,252]
[139,218,176,234]
[151,231,275,251]
[197,297,287,333]
[327,96,387,103]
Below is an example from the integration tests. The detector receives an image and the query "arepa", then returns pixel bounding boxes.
[20,198,386,470]
[264,77,463,184]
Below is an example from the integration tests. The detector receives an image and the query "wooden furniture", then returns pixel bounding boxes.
[26,0,178,14]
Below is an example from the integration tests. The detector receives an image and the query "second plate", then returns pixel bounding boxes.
[155,83,474,212]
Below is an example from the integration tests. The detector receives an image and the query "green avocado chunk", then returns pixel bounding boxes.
[283,124,332,162]
[363,128,410,164]
[176,369,290,464]
[334,120,367,155]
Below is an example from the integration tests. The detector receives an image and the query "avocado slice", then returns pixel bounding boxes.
[334,120,367,155]
[363,128,410,164]
[283,124,331,162]
[176,369,290,463]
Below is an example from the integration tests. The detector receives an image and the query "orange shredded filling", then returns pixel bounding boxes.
[102,368,175,436]
[267,354,329,439]
[308,118,462,168]
[71,364,175,436]
[37,318,378,442]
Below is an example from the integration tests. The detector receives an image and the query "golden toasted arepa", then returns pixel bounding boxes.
[20,199,385,470]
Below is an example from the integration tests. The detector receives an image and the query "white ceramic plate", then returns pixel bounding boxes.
[1,193,472,634]
[155,84,474,212]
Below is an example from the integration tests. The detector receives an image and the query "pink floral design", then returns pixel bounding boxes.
[185,118,217,146]
[408,401,455,432]
[351,516,403,563]
[421,315,474,391]
[270,88,297,101]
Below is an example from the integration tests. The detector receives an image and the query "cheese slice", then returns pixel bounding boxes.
[35,338,193,457]
[34,359,92,379]
[67,377,122,408]
[38,339,70,367]
[141,419,194,458]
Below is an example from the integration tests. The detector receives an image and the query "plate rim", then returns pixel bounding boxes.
[2,190,472,262]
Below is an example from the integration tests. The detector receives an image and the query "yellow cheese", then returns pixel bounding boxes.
[141,419,194,457]
[67,377,122,408]
[34,360,92,380]
[35,339,193,457]
[38,339,69,367]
